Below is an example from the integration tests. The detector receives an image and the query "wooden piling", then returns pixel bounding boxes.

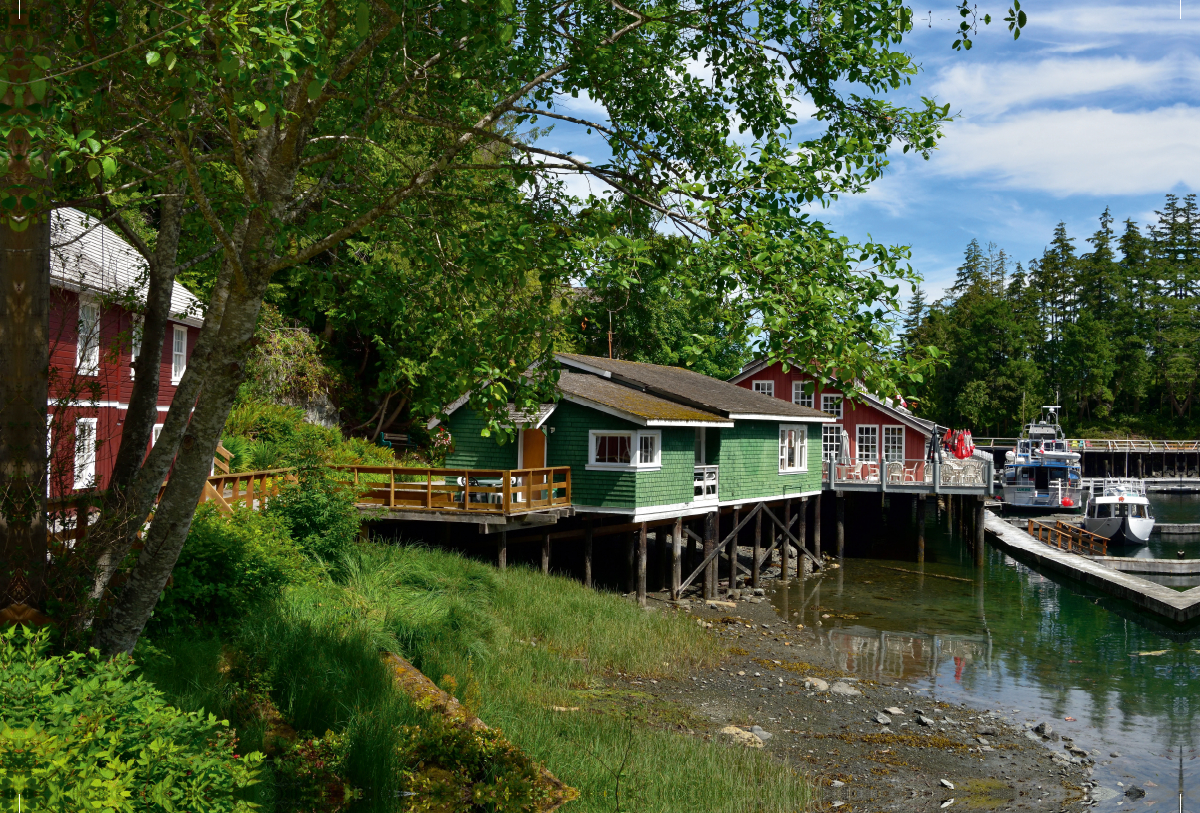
[728,507,739,592]
[917,494,926,563]
[703,511,717,598]
[671,516,683,600]
[797,497,808,569]
[497,530,507,571]
[974,498,985,567]
[835,491,845,559]
[637,522,648,607]
[626,532,636,594]
[687,525,697,581]
[583,520,593,588]
[781,499,791,583]
[813,492,822,560]
[752,505,762,588]
[541,531,551,574]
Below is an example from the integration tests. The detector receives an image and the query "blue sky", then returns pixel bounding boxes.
[540,1,1200,302]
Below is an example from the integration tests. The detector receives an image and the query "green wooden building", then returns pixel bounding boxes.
[439,353,832,521]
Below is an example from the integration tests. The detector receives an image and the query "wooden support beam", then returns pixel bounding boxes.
[626,532,636,594]
[637,522,648,607]
[974,497,985,567]
[917,494,926,564]
[836,492,845,559]
[759,503,820,569]
[781,499,791,583]
[703,511,717,598]
[813,492,822,560]
[671,516,682,600]
[497,530,507,571]
[584,520,593,588]
[797,497,808,573]
[541,531,551,575]
[752,506,762,589]
[728,507,739,592]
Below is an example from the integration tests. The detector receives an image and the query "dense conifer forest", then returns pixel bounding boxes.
[902,194,1200,438]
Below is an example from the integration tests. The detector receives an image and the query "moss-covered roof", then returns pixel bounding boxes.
[557,371,728,424]
[556,353,830,421]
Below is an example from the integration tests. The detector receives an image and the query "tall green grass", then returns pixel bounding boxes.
[141,543,811,812]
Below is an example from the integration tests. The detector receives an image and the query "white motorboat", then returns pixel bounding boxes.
[1083,479,1155,546]
[1001,407,1083,511]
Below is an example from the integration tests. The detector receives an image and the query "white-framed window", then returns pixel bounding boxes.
[752,380,774,398]
[152,424,164,447]
[822,425,843,459]
[778,424,808,473]
[883,426,905,463]
[77,298,100,375]
[130,315,144,379]
[792,381,814,408]
[856,425,879,462]
[171,324,188,384]
[74,417,97,490]
[588,429,661,471]
[694,428,706,465]
[821,393,843,419]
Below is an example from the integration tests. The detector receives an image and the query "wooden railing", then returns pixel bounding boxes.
[330,465,571,515]
[200,469,297,514]
[1027,518,1108,556]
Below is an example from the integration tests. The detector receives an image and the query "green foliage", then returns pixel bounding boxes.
[241,305,339,407]
[150,505,319,634]
[267,466,362,565]
[0,626,262,813]
[903,194,1200,436]
[223,401,394,472]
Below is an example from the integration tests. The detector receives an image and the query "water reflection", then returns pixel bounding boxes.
[775,502,1200,811]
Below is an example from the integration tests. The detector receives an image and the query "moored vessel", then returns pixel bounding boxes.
[1001,407,1083,511]
[1083,479,1155,546]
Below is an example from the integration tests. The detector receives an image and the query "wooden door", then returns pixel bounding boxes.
[522,429,546,469]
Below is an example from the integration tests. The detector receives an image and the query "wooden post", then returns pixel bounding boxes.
[626,532,636,594]
[797,497,808,565]
[497,530,507,571]
[584,520,594,588]
[781,499,791,583]
[917,494,926,563]
[687,524,697,580]
[671,516,682,600]
[728,507,739,592]
[836,492,845,559]
[541,530,551,575]
[974,498,986,567]
[700,513,710,601]
[813,492,822,561]
[752,505,762,588]
[637,522,648,607]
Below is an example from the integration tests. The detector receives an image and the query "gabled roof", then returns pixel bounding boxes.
[728,357,937,436]
[555,353,832,422]
[51,208,204,327]
[557,371,731,426]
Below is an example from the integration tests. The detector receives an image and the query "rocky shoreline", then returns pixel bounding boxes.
[610,584,1099,811]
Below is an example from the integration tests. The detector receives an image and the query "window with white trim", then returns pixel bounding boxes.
[130,315,144,379]
[752,380,774,398]
[883,426,905,462]
[589,430,661,470]
[152,424,163,447]
[856,425,878,462]
[822,425,843,459]
[171,325,188,384]
[778,424,807,473]
[77,299,100,375]
[821,393,842,419]
[74,418,97,490]
[792,381,814,408]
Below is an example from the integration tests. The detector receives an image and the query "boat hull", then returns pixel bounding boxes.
[1083,516,1154,546]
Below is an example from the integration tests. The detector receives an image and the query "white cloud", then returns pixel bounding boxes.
[931,54,1196,117]
[1032,3,1200,37]
[932,105,1200,195]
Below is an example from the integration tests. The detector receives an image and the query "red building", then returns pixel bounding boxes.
[47,209,203,497]
[729,359,936,472]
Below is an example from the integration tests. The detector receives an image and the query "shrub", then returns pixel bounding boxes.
[268,469,361,564]
[151,505,318,634]
[0,626,262,813]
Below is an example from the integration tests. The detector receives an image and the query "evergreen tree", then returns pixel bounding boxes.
[902,285,927,341]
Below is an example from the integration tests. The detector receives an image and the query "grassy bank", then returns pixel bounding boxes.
[139,543,811,812]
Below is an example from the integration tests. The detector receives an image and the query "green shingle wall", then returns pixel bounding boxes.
[444,409,518,469]
[715,421,821,501]
[446,402,821,511]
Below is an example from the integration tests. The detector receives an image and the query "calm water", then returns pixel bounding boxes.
[1116,494,1200,560]
[774,500,1200,811]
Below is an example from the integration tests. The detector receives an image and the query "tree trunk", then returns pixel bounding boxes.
[0,15,50,622]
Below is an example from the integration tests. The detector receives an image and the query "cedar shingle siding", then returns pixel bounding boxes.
[444,409,519,469]
[715,421,822,502]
